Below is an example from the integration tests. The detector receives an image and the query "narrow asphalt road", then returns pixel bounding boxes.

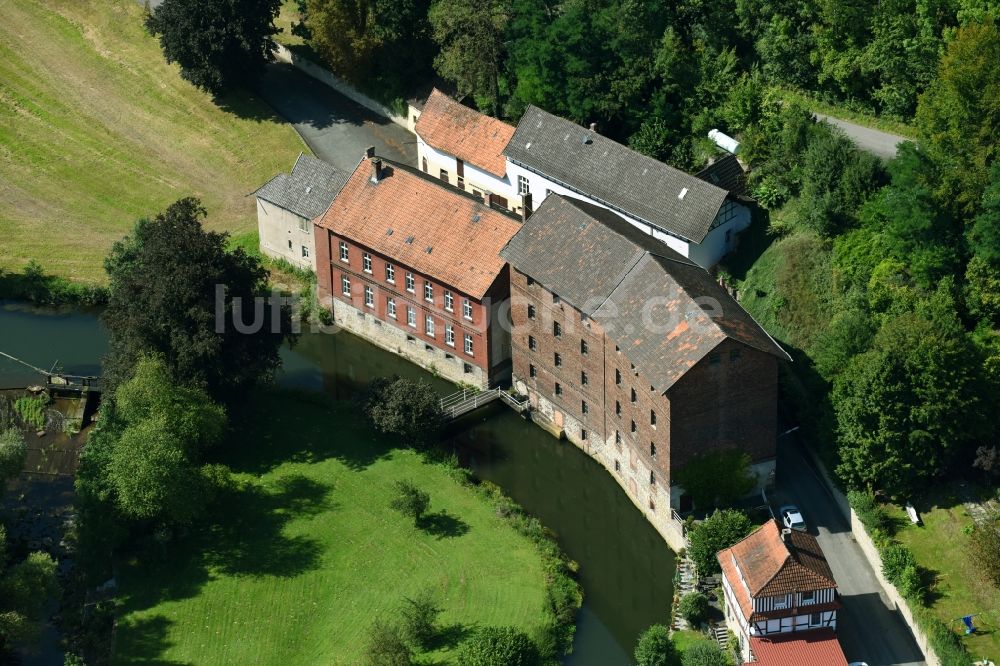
[253,62,416,172]
[815,113,909,160]
[774,439,926,666]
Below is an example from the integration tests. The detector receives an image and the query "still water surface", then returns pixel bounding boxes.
[0,302,675,664]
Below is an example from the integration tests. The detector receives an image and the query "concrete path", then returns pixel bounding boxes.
[254,63,416,173]
[815,113,909,160]
[774,439,927,666]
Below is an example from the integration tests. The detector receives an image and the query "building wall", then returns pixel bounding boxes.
[314,227,506,387]
[256,199,315,272]
[416,139,517,209]
[504,159,752,268]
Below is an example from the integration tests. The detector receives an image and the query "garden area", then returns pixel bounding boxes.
[113,391,554,664]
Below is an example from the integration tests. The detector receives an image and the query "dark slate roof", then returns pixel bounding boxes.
[500,195,789,392]
[254,154,350,220]
[696,154,748,199]
[503,106,730,243]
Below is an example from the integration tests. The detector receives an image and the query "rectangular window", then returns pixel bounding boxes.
[581,339,588,355]
[387,297,396,319]
[299,217,310,233]
[554,382,562,396]
[462,298,473,320]
[528,335,537,351]
[407,307,416,328]
[631,388,637,403]
[810,613,822,626]
[517,174,530,195]
[444,290,454,312]
[615,369,622,385]
[527,305,536,320]
[582,400,589,414]
[526,276,535,286]
[464,334,474,355]
[631,420,636,433]
[457,175,465,189]
[650,442,657,458]
[385,263,395,283]
[364,285,374,308]
[651,410,657,427]
[339,241,349,262]
[446,325,455,347]
[802,591,815,602]
[341,276,351,296]
[581,371,588,386]
[301,245,309,258]
[553,322,561,337]
[552,292,561,304]
[288,239,292,250]
[405,272,415,292]
[615,401,621,416]
[614,459,621,472]
[362,252,372,273]
[529,364,537,378]
[425,315,435,337]
[615,431,621,445]
[554,352,562,367]
[581,429,588,440]
[650,471,656,486]
[439,168,449,182]
[424,281,433,302]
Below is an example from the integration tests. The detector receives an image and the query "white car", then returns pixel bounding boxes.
[780,505,807,531]
[848,662,870,666]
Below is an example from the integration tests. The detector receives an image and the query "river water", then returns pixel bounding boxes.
[0,301,675,664]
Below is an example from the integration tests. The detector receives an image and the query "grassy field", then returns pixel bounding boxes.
[114,392,549,665]
[889,487,1000,661]
[0,0,307,283]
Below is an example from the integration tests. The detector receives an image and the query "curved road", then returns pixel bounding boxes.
[815,113,909,160]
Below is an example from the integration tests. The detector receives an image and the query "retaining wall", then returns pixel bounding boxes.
[803,446,939,666]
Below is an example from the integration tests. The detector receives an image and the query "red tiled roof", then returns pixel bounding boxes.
[718,520,837,599]
[747,629,848,666]
[315,157,522,299]
[414,89,515,179]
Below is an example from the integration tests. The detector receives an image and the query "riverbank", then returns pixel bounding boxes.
[113,390,570,664]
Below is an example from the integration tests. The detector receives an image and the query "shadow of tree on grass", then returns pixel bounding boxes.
[112,615,192,665]
[418,510,470,540]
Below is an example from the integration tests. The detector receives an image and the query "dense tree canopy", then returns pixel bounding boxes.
[146,0,282,93]
[633,623,679,666]
[687,510,755,576]
[103,197,289,402]
[0,526,59,650]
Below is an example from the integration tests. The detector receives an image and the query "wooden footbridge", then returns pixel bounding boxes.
[439,386,528,421]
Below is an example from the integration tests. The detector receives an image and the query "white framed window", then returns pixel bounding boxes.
[385,263,395,283]
[299,218,310,233]
[444,290,453,312]
[464,334,473,355]
[341,276,351,296]
[407,307,416,328]
[301,245,310,258]
[362,252,372,273]
[339,241,349,262]
[364,285,374,308]
[445,325,455,347]
[405,272,415,292]
[424,281,433,302]
[387,297,396,319]
[462,298,472,320]
[425,315,435,337]
[518,174,530,195]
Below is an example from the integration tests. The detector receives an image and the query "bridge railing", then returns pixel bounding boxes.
[439,387,529,420]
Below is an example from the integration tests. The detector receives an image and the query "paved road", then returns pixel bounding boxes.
[254,63,416,172]
[815,113,908,160]
[773,438,926,666]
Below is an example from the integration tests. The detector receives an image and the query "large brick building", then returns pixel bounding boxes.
[314,152,523,387]
[499,194,789,548]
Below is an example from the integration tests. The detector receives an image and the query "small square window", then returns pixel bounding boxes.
[439,168,449,182]
[552,293,561,304]
[299,217,310,233]
[301,245,310,258]
[517,174,530,195]
[810,613,822,626]
[555,382,562,396]
[581,429,588,440]
[526,276,535,286]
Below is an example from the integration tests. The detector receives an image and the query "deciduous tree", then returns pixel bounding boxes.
[458,626,539,666]
[633,623,678,666]
[687,510,754,576]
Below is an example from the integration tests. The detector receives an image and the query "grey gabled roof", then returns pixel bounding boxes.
[254,154,350,220]
[500,195,789,392]
[502,106,730,243]
[696,154,749,199]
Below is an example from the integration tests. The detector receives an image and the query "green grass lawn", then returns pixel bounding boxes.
[114,392,549,665]
[0,0,307,284]
[889,487,1000,661]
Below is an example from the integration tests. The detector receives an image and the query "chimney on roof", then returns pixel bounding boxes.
[589,122,598,133]
[781,528,791,544]
[481,190,493,208]
[370,158,383,183]
[521,192,533,223]
[364,146,375,159]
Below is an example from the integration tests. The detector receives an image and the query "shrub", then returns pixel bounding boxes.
[633,624,678,666]
[364,619,413,666]
[678,592,711,628]
[897,564,925,603]
[687,510,755,576]
[968,519,1000,589]
[458,626,539,666]
[363,377,443,448]
[389,480,430,525]
[848,489,890,532]
[675,450,756,510]
[399,588,441,650]
[880,542,917,585]
[14,395,48,431]
[682,640,727,666]
[921,612,971,666]
[0,428,28,482]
